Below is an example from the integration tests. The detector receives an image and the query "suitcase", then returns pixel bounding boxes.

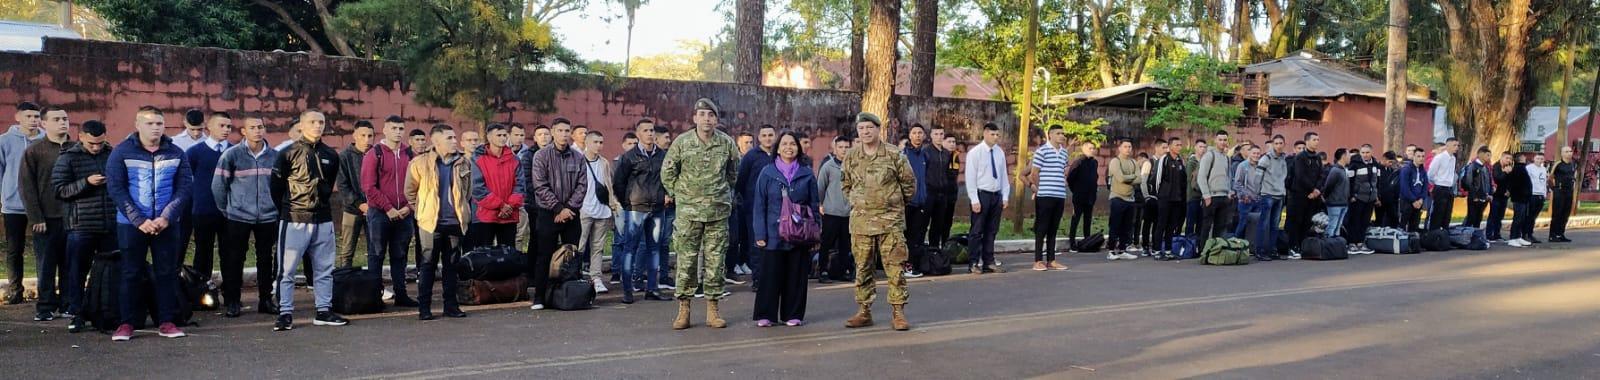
[1300,236,1350,260]
[549,279,596,310]
[331,267,386,315]
[457,277,529,306]
[1201,238,1251,265]
[456,245,527,281]
[1421,229,1453,252]
[920,248,952,276]
[1366,227,1420,254]
[1447,226,1489,251]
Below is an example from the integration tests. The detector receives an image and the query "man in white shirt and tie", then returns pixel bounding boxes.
[1425,137,1460,230]
[964,123,1010,274]
[170,108,207,151]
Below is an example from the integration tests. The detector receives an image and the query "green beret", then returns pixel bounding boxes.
[694,98,720,115]
[855,112,882,127]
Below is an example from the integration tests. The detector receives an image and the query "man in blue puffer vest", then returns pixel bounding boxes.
[105,106,193,342]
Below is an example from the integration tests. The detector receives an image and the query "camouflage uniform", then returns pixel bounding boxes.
[660,128,739,300]
[841,143,917,306]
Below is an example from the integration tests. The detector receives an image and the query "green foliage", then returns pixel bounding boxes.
[939,0,1096,101]
[1146,55,1243,132]
[76,0,297,50]
[335,0,583,123]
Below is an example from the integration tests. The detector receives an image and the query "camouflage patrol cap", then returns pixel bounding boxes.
[855,112,882,127]
[694,98,720,115]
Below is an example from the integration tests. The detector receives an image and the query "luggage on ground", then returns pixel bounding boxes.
[179,265,221,311]
[1073,232,1105,253]
[826,249,854,280]
[1166,236,1200,260]
[80,250,123,332]
[1299,236,1350,260]
[1447,226,1489,251]
[943,234,971,264]
[1421,229,1453,252]
[331,267,386,314]
[1366,227,1420,254]
[1201,237,1251,265]
[456,245,527,281]
[919,247,952,276]
[549,279,596,310]
[457,277,529,306]
[548,244,582,282]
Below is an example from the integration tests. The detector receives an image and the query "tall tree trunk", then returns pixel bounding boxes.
[861,0,900,120]
[1557,46,1575,147]
[848,0,867,91]
[312,0,356,56]
[1087,0,1116,87]
[1231,0,1255,64]
[734,0,765,85]
[1435,0,1542,157]
[1012,0,1039,233]
[1267,0,1297,58]
[1382,0,1408,153]
[909,0,937,97]
[623,8,637,76]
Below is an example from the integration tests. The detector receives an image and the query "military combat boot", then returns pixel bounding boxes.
[844,304,873,328]
[891,304,910,331]
[705,299,728,328]
[673,299,692,330]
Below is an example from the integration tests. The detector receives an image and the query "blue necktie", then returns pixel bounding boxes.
[990,146,1000,180]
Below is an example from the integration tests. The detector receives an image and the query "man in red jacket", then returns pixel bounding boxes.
[469,123,525,249]
[361,115,419,307]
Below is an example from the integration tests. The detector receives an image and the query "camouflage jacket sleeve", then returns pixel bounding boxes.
[722,136,738,200]
[660,143,681,199]
[839,150,855,199]
[896,152,916,205]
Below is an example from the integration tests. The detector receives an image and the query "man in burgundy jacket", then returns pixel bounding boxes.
[360,115,419,307]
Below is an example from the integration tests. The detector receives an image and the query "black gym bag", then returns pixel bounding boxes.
[549,279,596,310]
[331,267,386,314]
[455,245,526,281]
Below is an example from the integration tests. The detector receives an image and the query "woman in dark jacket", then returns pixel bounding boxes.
[750,132,819,327]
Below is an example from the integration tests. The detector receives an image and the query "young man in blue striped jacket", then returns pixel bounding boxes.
[106,106,193,341]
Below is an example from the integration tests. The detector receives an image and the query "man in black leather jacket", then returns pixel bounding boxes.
[269,111,349,331]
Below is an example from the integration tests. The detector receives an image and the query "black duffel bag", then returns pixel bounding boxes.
[456,245,527,281]
[920,247,952,276]
[549,279,596,310]
[1073,232,1106,253]
[331,267,386,315]
[1421,229,1453,252]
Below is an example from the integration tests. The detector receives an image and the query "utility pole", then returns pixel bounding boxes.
[1012,0,1038,232]
[1381,0,1408,153]
[1578,62,1599,199]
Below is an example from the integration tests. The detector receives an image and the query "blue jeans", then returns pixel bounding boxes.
[118,224,181,325]
[659,207,675,283]
[1250,197,1283,255]
[1185,199,1202,236]
[620,210,663,294]
[1325,205,1349,238]
[63,230,113,315]
[366,210,414,298]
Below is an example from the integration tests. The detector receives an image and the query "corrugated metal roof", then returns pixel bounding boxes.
[1244,53,1436,104]
[0,21,80,52]
[1432,106,1592,143]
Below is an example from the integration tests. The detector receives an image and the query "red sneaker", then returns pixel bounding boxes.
[111,324,134,341]
[157,323,186,338]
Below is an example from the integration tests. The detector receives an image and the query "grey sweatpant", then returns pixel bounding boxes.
[277,221,335,314]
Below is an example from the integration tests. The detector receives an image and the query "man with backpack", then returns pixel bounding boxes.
[1196,131,1234,247]
[53,120,113,331]
[1459,146,1493,230]
[405,124,473,320]
[106,106,193,341]
[1150,138,1188,257]
[212,116,281,317]
[361,115,418,307]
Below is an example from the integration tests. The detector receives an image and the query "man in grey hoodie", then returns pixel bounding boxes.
[816,136,853,283]
[1195,130,1234,247]
[1258,135,1290,259]
[213,116,280,317]
[2,101,42,303]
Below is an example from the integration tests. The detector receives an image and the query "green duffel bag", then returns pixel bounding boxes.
[1202,237,1251,266]
[943,234,971,265]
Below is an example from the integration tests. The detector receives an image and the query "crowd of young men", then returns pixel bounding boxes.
[4,98,1586,342]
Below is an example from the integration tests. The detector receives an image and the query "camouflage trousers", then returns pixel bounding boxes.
[673,218,728,300]
[852,233,909,305]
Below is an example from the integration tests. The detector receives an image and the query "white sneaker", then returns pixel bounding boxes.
[530,303,545,310]
[739,264,753,275]
[1288,253,1302,260]
[593,279,609,294]
[1128,245,1143,253]
[1117,253,1140,260]
[1106,252,1122,260]
[658,283,676,290]
[723,277,745,285]
[382,289,395,301]
[1509,239,1529,247]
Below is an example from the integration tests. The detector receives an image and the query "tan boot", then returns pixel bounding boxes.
[844,304,873,328]
[891,304,911,331]
[673,299,692,330]
[705,299,728,328]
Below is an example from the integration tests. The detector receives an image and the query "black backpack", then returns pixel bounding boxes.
[80,250,124,332]
[1073,232,1106,253]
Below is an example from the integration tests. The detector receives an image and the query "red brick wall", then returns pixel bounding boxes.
[0,38,1016,160]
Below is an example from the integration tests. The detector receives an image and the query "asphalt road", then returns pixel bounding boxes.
[3,231,1600,379]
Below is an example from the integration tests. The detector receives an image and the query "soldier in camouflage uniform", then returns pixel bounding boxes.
[841,112,916,331]
[660,98,740,330]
